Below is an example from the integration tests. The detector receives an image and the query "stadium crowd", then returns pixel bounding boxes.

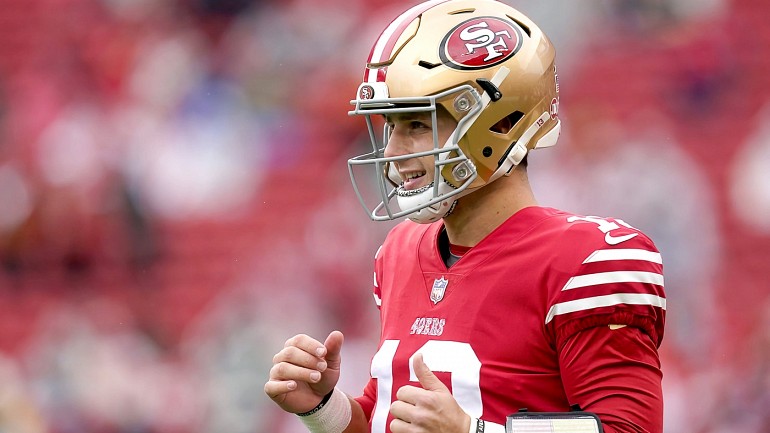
[0,0,768,432]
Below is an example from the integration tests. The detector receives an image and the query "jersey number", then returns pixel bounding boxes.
[567,215,639,245]
[370,340,482,433]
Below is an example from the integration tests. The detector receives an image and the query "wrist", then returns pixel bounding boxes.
[297,389,334,417]
[297,388,352,433]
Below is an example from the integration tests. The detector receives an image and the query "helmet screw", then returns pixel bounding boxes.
[454,95,471,112]
[453,162,471,181]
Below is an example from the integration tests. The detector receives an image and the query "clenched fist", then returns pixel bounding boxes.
[264,331,345,414]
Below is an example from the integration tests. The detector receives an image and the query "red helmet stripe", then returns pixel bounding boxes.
[365,0,452,83]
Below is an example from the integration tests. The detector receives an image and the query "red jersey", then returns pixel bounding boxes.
[354,206,666,433]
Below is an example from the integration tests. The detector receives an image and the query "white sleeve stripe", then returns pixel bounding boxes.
[373,271,378,288]
[545,293,667,324]
[373,292,382,307]
[562,271,664,291]
[583,249,662,264]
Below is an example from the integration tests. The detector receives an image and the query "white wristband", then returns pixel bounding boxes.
[298,388,352,433]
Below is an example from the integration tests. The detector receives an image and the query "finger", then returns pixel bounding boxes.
[263,379,298,400]
[322,330,344,368]
[273,346,328,372]
[270,361,323,384]
[284,334,327,358]
[413,353,448,392]
[389,399,414,423]
[389,418,410,433]
[395,384,423,405]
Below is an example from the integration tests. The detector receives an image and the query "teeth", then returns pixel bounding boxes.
[405,171,426,181]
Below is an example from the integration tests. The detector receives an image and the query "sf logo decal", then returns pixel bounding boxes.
[359,85,375,100]
[441,17,523,70]
[460,22,512,62]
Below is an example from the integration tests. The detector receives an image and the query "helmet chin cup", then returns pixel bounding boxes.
[404,199,455,224]
[396,180,461,224]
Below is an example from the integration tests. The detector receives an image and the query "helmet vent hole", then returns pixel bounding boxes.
[490,111,524,135]
[482,147,493,157]
[418,60,440,69]
[507,15,531,37]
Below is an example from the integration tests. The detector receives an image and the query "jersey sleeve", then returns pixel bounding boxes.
[356,243,385,421]
[544,218,666,347]
[544,216,666,432]
[372,244,384,310]
[354,378,377,422]
[558,324,663,433]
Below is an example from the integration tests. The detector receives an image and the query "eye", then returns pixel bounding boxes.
[410,121,430,130]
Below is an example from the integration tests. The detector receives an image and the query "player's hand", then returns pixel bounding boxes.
[264,330,344,414]
[389,353,471,433]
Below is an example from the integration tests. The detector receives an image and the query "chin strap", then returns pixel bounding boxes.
[489,111,552,183]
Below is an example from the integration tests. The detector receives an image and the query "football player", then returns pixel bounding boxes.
[265,1,666,433]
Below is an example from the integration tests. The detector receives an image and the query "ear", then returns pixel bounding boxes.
[490,116,512,134]
[490,111,524,134]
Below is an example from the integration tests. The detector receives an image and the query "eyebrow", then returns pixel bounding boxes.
[384,112,433,123]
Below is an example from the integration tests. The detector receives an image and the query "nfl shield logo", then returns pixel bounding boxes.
[430,277,449,304]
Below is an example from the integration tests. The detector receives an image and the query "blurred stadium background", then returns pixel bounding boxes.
[0,0,768,432]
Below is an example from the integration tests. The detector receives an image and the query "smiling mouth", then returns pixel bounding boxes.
[401,170,427,191]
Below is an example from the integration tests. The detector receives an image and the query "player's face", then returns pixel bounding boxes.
[383,108,457,191]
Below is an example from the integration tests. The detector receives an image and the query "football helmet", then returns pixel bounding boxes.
[348,0,560,223]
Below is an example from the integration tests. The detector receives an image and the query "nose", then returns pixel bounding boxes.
[383,125,409,159]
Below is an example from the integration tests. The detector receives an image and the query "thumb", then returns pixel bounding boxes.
[413,353,449,393]
[322,330,344,370]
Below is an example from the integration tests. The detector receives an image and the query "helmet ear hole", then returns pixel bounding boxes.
[490,111,524,134]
